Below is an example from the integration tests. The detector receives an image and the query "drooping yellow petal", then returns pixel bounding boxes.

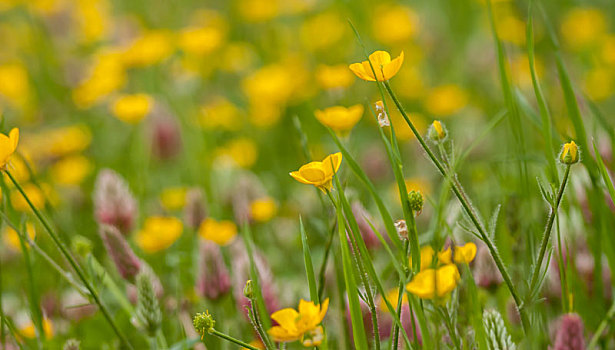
[9,128,19,152]
[349,62,375,81]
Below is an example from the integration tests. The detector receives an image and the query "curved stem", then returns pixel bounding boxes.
[383,81,530,333]
[528,165,571,294]
[211,329,260,350]
[4,170,133,349]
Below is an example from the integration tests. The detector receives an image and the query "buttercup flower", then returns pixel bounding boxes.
[560,141,580,165]
[198,218,237,246]
[406,264,460,299]
[427,120,447,143]
[0,128,19,169]
[349,51,404,82]
[289,152,342,192]
[268,299,329,345]
[249,197,277,222]
[111,93,152,124]
[315,105,363,133]
[453,242,477,264]
[136,216,183,253]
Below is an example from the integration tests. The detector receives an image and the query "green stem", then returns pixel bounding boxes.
[318,224,336,301]
[391,240,410,349]
[588,300,615,349]
[210,329,260,350]
[528,165,571,295]
[4,170,133,349]
[382,81,530,333]
[250,299,275,350]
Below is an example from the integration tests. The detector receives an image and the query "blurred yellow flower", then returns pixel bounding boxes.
[380,288,408,312]
[0,63,29,109]
[179,26,224,56]
[199,98,243,131]
[349,51,405,82]
[290,152,342,192]
[50,155,92,186]
[301,12,346,51]
[391,112,426,141]
[248,103,282,128]
[453,242,477,264]
[11,183,45,212]
[406,264,460,299]
[250,197,277,222]
[19,317,54,339]
[73,50,126,108]
[136,216,183,253]
[373,4,418,45]
[425,84,468,117]
[560,7,606,50]
[111,93,152,124]
[215,138,258,168]
[198,218,237,246]
[315,105,363,133]
[497,14,525,45]
[584,67,614,101]
[394,66,425,100]
[122,31,175,68]
[160,187,187,211]
[511,54,543,89]
[242,64,295,105]
[268,299,329,345]
[75,0,110,43]
[0,128,19,169]
[237,0,280,22]
[602,35,615,66]
[220,42,257,73]
[315,65,354,90]
[3,222,36,252]
[45,125,92,158]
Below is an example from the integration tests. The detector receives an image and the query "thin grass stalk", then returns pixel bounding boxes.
[240,223,272,331]
[318,223,336,302]
[391,240,410,349]
[4,170,133,349]
[0,242,4,348]
[528,165,571,294]
[209,329,260,350]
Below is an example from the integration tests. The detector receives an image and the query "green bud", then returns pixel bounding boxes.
[408,190,424,215]
[243,280,254,299]
[559,141,580,165]
[193,311,216,338]
[135,272,162,337]
[427,120,447,143]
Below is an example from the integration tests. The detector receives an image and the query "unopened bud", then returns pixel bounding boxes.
[134,272,162,337]
[243,280,254,299]
[408,190,423,215]
[427,120,447,143]
[395,220,408,240]
[375,101,390,127]
[559,141,580,165]
[99,224,141,282]
[193,311,216,338]
[93,169,138,235]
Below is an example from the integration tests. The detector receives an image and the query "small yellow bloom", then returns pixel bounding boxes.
[268,299,329,344]
[122,31,175,67]
[349,51,404,82]
[289,152,342,192]
[111,94,152,124]
[3,222,36,252]
[11,183,45,212]
[453,242,477,264]
[380,288,408,312]
[0,64,29,108]
[198,218,237,246]
[314,105,363,133]
[0,128,19,169]
[560,7,606,50]
[406,264,460,299]
[215,138,258,168]
[301,12,346,51]
[410,245,452,271]
[19,318,54,339]
[136,216,183,253]
[560,141,580,165]
[584,67,614,101]
[315,64,354,90]
[425,84,468,117]
[50,155,92,186]
[160,187,188,211]
[250,197,277,222]
[372,4,418,45]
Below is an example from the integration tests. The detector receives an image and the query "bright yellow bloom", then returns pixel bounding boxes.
[215,138,258,168]
[425,84,468,117]
[560,7,606,50]
[289,152,342,192]
[315,105,363,133]
[11,183,45,212]
[315,64,354,90]
[19,318,54,339]
[560,141,579,165]
[0,128,19,169]
[406,264,460,299]
[349,51,404,82]
[411,245,452,271]
[372,4,418,45]
[122,31,175,67]
[453,242,477,264]
[111,94,152,124]
[198,218,237,246]
[160,187,188,211]
[380,288,408,312]
[268,299,329,345]
[3,222,36,252]
[250,197,277,222]
[136,216,183,253]
[50,155,92,185]
[72,50,126,108]
[179,26,224,56]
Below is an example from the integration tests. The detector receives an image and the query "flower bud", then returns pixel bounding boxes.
[408,190,423,215]
[134,272,162,337]
[183,188,207,230]
[99,224,141,282]
[196,241,231,300]
[427,120,447,143]
[243,280,254,299]
[559,141,580,165]
[375,100,390,127]
[193,310,216,338]
[395,219,408,240]
[552,313,585,350]
[151,115,182,160]
[93,169,138,235]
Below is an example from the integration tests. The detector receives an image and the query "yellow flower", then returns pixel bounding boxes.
[268,299,329,345]
[122,30,175,67]
[250,197,277,222]
[3,222,36,252]
[19,318,54,339]
[560,7,606,50]
[179,26,224,56]
[315,64,354,90]
[453,242,477,264]
[497,14,525,45]
[50,155,92,186]
[425,84,468,117]
[560,141,580,165]
[0,63,29,109]
[198,218,237,246]
[410,245,452,271]
[380,288,408,312]
[199,97,243,131]
[301,12,346,51]
[237,0,280,22]
[11,183,45,212]
[160,187,187,211]
[215,138,258,168]
[136,216,183,253]
[111,94,152,124]
[406,264,460,299]
[289,152,342,192]
[584,67,614,101]
[315,105,363,133]
[349,51,404,82]
[72,50,126,108]
[0,128,19,169]
[372,4,418,45]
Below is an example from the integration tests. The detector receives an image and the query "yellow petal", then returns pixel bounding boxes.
[369,51,392,67]
[289,171,312,185]
[298,164,327,183]
[349,63,375,81]
[268,326,301,342]
[321,152,342,176]
[271,308,300,331]
[383,51,404,80]
[453,242,477,264]
[9,128,19,152]
[318,298,329,322]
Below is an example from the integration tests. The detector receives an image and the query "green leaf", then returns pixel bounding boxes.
[299,216,319,304]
